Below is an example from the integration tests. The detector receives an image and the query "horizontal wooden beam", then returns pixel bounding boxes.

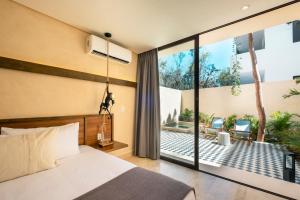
[0,56,137,88]
[0,114,101,123]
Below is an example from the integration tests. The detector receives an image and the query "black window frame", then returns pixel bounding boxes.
[292,20,300,43]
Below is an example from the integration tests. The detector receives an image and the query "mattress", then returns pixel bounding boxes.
[0,145,195,200]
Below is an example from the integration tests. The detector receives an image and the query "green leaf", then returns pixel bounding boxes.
[283,88,300,99]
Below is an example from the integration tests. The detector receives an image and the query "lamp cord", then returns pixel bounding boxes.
[106,38,110,91]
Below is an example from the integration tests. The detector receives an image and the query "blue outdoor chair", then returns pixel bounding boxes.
[231,119,252,143]
[205,117,224,138]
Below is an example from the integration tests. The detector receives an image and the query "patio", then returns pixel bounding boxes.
[161,130,300,184]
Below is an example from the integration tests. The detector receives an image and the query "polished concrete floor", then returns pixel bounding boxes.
[121,155,285,200]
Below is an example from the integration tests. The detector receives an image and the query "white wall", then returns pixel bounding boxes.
[160,86,181,123]
[238,23,300,82]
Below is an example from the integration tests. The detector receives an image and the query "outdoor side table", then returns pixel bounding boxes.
[218,132,231,146]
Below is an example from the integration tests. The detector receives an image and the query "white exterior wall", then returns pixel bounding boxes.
[160,86,182,123]
[238,23,300,82]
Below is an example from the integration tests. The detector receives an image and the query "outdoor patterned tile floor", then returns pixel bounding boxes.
[160,130,300,184]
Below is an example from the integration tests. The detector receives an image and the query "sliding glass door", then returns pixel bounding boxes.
[157,6,300,198]
[158,39,199,167]
[158,21,300,198]
[197,20,300,197]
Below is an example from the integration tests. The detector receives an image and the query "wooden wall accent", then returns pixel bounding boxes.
[0,56,137,88]
[85,115,113,146]
[0,114,112,146]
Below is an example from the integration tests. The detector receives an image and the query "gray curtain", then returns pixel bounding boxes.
[134,49,161,160]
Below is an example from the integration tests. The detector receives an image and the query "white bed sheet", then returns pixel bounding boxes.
[0,145,195,200]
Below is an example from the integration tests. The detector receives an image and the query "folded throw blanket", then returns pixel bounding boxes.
[75,167,194,200]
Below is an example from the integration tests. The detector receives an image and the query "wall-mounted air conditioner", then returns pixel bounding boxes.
[86,35,132,64]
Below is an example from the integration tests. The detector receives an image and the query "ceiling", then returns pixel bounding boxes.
[14,0,295,53]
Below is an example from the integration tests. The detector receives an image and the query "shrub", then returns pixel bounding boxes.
[199,112,206,124]
[266,111,294,132]
[282,130,300,154]
[165,113,177,127]
[242,114,259,140]
[265,111,300,154]
[179,108,194,122]
[224,114,237,131]
[269,129,300,154]
[199,112,214,126]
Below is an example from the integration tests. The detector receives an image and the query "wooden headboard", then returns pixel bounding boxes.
[0,114,113,146]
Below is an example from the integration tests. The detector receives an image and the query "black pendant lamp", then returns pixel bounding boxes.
[99,32,115,117]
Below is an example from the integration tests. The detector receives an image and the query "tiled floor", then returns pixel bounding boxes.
[160,130,300,184]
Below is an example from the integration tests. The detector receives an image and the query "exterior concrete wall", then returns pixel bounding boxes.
[160,86,182,123]
[179,80,300,118]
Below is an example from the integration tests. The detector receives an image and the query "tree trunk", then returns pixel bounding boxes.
[248,33,266,142]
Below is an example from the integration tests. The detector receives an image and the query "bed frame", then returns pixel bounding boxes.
[0,114,113,146]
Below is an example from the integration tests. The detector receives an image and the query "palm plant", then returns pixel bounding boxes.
[270,129,300,154]
[224,114,237,131]
[282,130,300,154]
[199,112,214,126]
[283,78,300,98]
[265,111,300,153]
[266,111,293,132]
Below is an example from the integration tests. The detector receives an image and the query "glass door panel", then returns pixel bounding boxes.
[198,20,300,198]
[158,40,196,165]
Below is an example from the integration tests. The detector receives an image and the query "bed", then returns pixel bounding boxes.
[0,115,195,200]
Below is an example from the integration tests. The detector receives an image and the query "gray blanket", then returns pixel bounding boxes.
[75,167,194,200]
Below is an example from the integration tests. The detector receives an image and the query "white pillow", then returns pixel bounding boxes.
[55,123,80,159]
[1,123,80,159]
[0,128,58,183]
[1,127,46,135]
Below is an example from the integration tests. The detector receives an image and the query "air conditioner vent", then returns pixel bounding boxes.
[86,35,131,64]
[91,50,130,64]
